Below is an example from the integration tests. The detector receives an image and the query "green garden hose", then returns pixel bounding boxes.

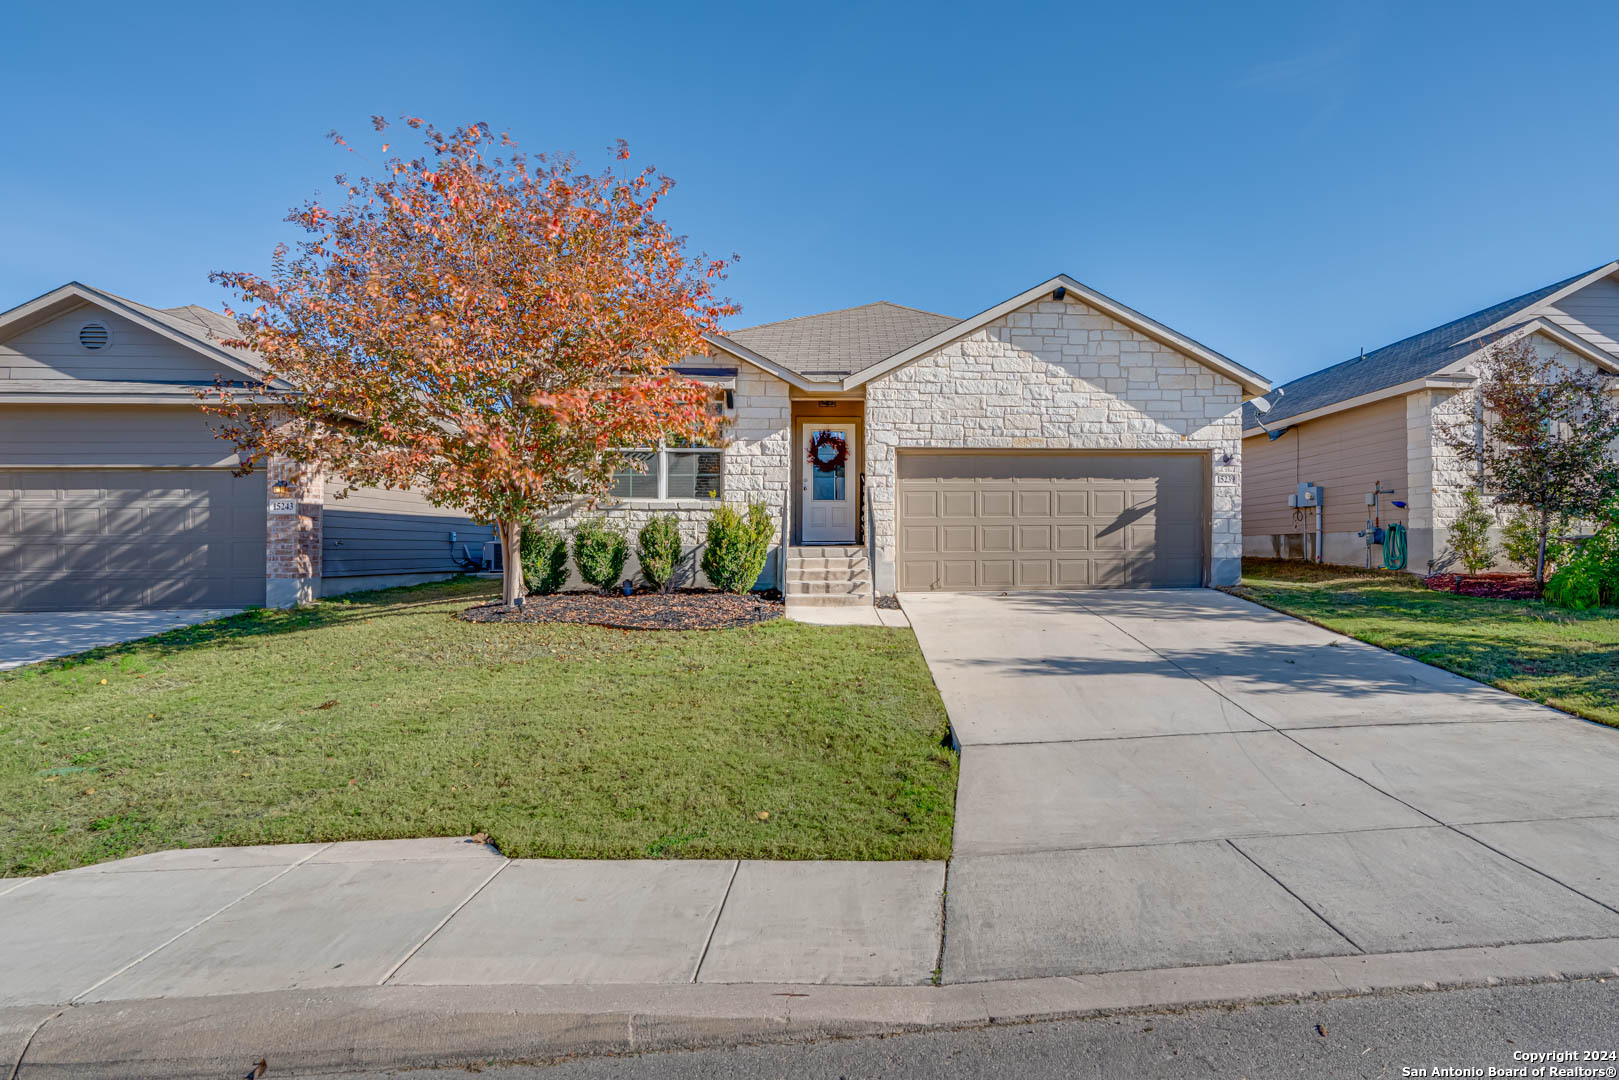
[1383,522,1408,571]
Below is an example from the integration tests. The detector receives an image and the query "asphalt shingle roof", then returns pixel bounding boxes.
[725,302,959,379]
[1242,269,1601,430]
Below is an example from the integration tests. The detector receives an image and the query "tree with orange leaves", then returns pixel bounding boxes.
[208,118,737,605]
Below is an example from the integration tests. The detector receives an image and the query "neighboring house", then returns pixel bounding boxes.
[1242,261,1619,573]
[576,274,1269,602]
[0,283,495,612]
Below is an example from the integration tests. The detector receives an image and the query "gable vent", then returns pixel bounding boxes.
[78,322,110,350]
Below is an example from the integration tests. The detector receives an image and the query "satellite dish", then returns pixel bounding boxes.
[1252,397,1273,414]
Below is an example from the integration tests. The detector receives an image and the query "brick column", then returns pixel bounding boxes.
[266,458,323,608]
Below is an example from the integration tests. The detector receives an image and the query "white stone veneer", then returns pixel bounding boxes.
[860,297,1246,591]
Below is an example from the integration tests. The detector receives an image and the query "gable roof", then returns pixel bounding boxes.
[1243,262,1619,431]
[706,275,1270,396]
[0,281,267,382]
[723,302,959,381]
[847,274,1271,395]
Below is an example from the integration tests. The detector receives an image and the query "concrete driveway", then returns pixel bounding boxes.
[0,609,238,670]
[901,589,1619,983]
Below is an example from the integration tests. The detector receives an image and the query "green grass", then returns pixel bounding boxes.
[0,579,956,876]
[1230,559,1619,728]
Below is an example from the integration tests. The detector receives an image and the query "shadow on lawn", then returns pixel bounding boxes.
[3,577,498,675]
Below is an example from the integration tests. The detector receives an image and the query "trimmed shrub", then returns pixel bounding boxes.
[520,525,570,595]
[1447,487,1498,575]
[637,515,684,592]
[572,518,628,593]
[701,502,774,594]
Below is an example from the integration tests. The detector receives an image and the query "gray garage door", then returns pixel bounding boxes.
[0,469,266,611]
[897,452,1206,590]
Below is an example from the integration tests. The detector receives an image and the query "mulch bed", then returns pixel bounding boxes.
[458,588,784,630]
[1424,573,1541,600]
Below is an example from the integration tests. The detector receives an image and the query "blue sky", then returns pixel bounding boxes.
[3,0,1616,385]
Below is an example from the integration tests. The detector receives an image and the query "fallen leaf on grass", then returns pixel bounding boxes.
[316,700,339,709]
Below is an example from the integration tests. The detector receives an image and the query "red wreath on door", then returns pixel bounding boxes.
[807,430,849,473]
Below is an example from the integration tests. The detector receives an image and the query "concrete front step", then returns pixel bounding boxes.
[784,592,877,607]
[786,580,873,596]
[789,567,875,583]
[789,545,866,557]
[789,562,869,576]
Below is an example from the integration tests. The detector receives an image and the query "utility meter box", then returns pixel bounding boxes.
[1291,482,1322,508]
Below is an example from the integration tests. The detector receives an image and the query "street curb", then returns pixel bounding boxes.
[10,937,1619,1078]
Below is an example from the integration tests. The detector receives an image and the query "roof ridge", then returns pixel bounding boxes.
[731,300,956,334]
[1264,268,1600,399]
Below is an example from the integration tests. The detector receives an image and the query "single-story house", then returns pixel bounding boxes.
[1241,261,1619,573]
[0,273,1270,611]
[587,274,1270,603]
[0,283,496,611]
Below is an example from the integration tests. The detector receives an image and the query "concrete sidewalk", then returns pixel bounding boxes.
[0,839,946,1009]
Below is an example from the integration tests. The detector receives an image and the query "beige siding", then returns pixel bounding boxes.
[323,483,495,578]
[0,303,237,383]
[1539,275,1619,358]
[1243,396,1410,537]
[0,404,241,467]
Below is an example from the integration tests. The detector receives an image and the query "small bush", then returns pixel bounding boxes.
[519,525,570,595]
[1544,499,1619,609]
[637,515,684,592]
[1502,508,1572,576]
[1545,564,1602,610]
[701,502,775,594]
[572,518,629,593]
[1447,488,1497,574]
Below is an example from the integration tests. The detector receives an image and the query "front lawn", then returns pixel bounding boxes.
[1230,559,1619,728]
[0,580,956,876]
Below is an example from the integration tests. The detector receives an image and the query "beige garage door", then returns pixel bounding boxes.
[0,469,267,611]
[897,452,1206,590]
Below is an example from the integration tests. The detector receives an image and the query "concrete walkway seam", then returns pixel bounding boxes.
[378,857,512,986]
[1223,839,1365,953]
[691,860,743,983]
[67,842,335,1004]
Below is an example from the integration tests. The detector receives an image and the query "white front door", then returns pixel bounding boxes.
[800,422,857,543]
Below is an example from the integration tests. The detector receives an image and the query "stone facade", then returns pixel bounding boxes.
[1415,336,1611,573]
[538,367,793,590]
[266,457,322,608]
[861,297,1245,591]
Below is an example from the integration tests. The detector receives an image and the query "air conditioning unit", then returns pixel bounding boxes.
[482,541,503,572]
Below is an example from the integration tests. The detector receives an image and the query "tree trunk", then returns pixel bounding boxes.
[500,519,525,606]
[1535,510,1549,589]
